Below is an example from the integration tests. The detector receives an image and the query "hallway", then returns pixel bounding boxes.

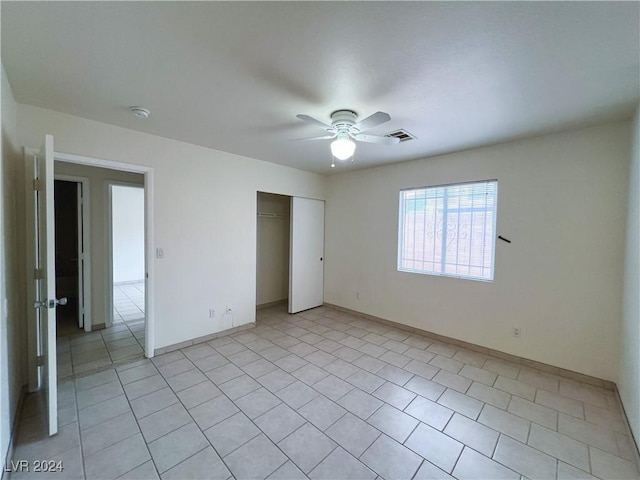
[113,281,145,324]
[56,282,146,380]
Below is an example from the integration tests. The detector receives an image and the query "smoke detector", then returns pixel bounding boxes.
[129,106,150,119]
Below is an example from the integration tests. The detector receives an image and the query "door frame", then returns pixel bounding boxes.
[105,181,145,328]
[54,174,91,332]
[254,191,326,316]
[55,152,154,358]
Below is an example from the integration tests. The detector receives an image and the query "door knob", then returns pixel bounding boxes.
[34,298,68,309]
[51,297,68,308]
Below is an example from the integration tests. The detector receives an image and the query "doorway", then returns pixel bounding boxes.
[109,184,146,326]
[256,193,325,315]
[51,167,146,380]
[107,183,147,355]
[256,192,291,309]
[54,180,80,337]
[25,139,155,436]
[53,178,89,335]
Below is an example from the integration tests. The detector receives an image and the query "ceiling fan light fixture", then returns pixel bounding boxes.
[296,109,395,167]
[330,134,356,160]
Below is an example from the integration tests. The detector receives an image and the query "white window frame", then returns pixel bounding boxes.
[398,179,498,282]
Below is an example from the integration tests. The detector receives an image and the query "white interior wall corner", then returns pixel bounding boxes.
[619,104,640,444]
[325,122,631,381]
[16,105,325,349]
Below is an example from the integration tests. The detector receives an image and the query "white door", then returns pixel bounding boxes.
[289,197,324,313]
[30,135,60,435]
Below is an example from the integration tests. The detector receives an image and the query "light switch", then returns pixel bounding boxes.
[156,247,164,259]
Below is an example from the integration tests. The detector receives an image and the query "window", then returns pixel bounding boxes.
[398,180,498,281]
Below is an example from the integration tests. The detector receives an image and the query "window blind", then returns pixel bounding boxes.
[398,180,498,281]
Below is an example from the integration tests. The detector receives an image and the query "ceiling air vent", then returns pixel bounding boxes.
[385,129,416,142]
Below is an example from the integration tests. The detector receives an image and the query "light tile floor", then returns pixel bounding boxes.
[57,320,146,379]
[11,305,640,480]
[56,282,147,379]
[113,282,145,324]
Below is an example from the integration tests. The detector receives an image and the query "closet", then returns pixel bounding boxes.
[256,192,291,308]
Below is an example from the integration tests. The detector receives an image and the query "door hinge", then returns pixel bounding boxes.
[34,268,43,279]
[33,179,42,191]
[36,355,45,366]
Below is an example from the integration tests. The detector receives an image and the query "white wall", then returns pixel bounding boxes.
[256,193,290,306]
[112,185,145,284]
[18,105,325,349]
[325,123,630,381]
[619,105,640,443]
[54,162,144,327]
[1,65,27,467]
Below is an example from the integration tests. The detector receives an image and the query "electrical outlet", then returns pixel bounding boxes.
[209,308,216,318]
[512,327,521,338]
[356,292,360,300]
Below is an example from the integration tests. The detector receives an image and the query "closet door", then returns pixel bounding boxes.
[289,197,324,313]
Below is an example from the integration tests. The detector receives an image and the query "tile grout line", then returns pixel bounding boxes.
[189,333,393,479]
[271,310,573,475]
[72,379,88,480]
[36,305,637,480]
[150,352,276,478]
[112,364,160,479]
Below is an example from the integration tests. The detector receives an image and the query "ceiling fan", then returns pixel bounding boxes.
[295,110,400,167]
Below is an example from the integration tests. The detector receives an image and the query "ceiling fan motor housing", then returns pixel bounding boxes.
[330,110,358,132]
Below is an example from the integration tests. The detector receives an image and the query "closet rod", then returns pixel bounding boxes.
[257,212,288,218]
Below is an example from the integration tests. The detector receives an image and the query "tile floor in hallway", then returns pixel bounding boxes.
[57,281,147,379]
[11,305,640,480]
[57,320,146,379]
[113,282,145,324]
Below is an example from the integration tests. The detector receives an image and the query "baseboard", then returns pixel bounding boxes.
[2,384,28,480]
[153,322,256,356]
[614,387,640,470]
[257,299,287,310]
[91,323,106,331]
[323,303,616,391]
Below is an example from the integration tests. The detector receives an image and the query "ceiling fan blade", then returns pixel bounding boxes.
[291,134,336,141]
[296,114,332,130]
[353,111,391,132]
[354,134,400,145]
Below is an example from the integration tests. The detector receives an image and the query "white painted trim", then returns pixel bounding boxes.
[54,151,155,358]
[105,182,113,327]
[144,169,155,358]
[54,174,91,333]
[54,152,148,174]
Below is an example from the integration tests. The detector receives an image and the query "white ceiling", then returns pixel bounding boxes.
[2,2,639,175]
